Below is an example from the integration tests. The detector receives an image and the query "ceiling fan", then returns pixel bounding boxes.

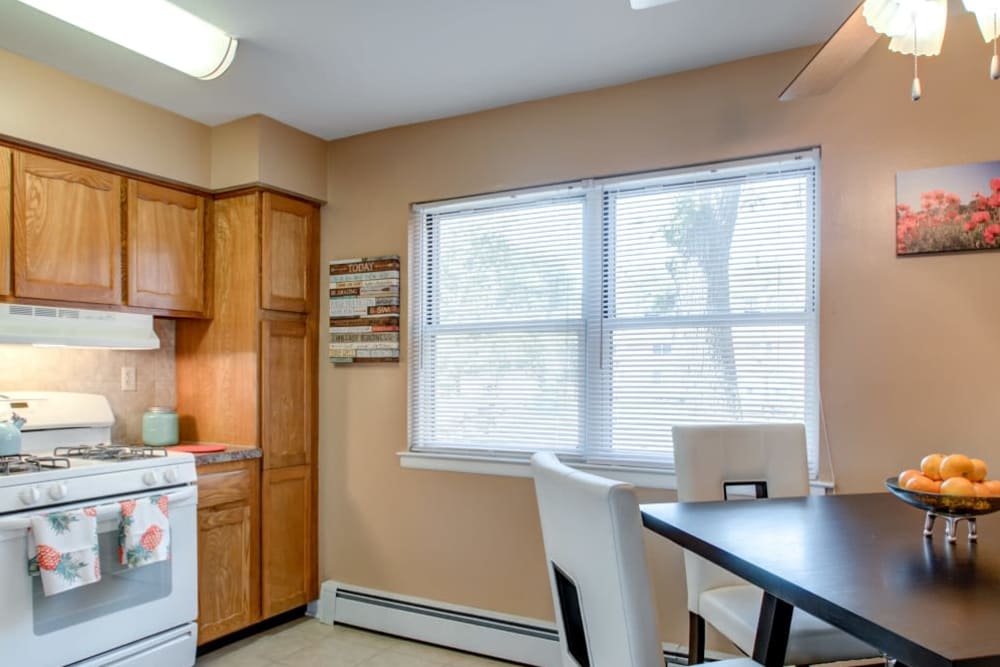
[629,0,1000,101]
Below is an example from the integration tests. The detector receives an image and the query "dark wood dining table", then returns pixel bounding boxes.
[640,492,1000,667]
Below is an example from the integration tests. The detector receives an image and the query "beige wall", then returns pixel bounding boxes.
[211,114,328,200]
[257,115,328,201]
[0,50,211,187]
[0,48,326,198]
[320,16,1000,646]
[0,319,176,444]
[210,117,261,191]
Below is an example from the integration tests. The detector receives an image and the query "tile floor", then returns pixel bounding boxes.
[195,618,522,667]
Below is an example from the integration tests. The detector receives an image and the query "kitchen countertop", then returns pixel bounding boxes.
[174,443,262,466]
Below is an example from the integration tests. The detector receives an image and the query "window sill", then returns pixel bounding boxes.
[399,451,835,494]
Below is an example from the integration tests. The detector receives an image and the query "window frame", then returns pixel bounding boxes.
[405,149,822,489]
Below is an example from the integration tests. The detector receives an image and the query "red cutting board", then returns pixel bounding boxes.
[170,444,227,454]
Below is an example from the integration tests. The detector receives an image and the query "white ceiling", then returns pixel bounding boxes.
[0,0,860,140]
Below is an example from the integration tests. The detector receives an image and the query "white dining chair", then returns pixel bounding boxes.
[530,452,762,667]
[673,424,878,666]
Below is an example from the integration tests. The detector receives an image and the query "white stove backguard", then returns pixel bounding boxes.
[1,391,115,454]
[19,427,113,454]
[2,391,114,431]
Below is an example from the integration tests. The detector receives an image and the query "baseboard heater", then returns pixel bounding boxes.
[316,581,701,666]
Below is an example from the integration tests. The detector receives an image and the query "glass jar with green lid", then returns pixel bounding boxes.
[142,406,179,446]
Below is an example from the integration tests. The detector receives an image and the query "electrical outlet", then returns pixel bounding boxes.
[121,366,137,392]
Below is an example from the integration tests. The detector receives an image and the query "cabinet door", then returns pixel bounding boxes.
[261,193,316,313]
[262,465,315,617]
[127,180,206,314]
[13,152,122,305]
[197,460,260,644]
[0,147,10,297]
[261,316,314,469]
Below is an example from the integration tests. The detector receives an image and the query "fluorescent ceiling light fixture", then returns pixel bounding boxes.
[16,0,237,80]
[629,0,682,9]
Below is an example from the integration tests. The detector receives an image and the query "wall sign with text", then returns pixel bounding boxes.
[328,255,400,364]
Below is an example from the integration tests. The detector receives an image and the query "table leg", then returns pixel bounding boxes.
[753,592,793,667]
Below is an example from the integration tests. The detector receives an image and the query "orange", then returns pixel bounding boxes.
[983,480,1000,496]
[940,477,975,496]
[930,479,942,493]
[971,458,988,483]
[940,454,975,480]
[974,482,992,497]
[921,453,945,481]
[905,474,939,493]
[898,469,923,487]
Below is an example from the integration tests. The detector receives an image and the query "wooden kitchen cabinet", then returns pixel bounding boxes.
[261,315,314,469]
[12,152,122,305]
[196,459,261,645]
[177,188,319,640]
[261,464,315,617]
[261,192,316,313]
[0,147,10,297]
[126,180,208,316]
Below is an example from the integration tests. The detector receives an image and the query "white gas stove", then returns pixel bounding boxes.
[0,391,197,513]
[0,391,199,667]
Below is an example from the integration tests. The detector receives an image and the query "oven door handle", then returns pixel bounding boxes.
[0,487,196,534]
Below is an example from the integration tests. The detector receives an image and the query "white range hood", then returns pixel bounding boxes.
[0,304,160,350]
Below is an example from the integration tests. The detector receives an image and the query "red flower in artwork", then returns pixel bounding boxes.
[984,224,1000,246]
[896,176,1000,253]
[971,211,991,226]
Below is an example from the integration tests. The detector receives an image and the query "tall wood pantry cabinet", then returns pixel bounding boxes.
[176,189,319,643]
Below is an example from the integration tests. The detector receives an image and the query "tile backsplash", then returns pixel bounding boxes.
[0,318,176,444]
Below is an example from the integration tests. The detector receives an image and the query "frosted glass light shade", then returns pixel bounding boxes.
[964,0,1000,41]
[628,0,683,8]
[863,0,947,56]
[16,0,237,80]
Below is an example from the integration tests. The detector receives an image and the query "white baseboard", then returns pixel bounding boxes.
[318,581,560,665]
[317,580,745,666]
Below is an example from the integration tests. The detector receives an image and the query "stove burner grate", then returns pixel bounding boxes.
[53,443,168,461]
[0,454,71,476]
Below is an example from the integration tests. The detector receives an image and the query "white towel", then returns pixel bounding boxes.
[27,507,101,596]
[119,495,170,568]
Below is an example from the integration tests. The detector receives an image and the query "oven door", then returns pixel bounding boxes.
[0,486,197,667]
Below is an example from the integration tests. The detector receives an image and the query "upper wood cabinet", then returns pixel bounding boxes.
[12,152,122,305]
[0,148,11,297]
[126,180,207,315]
[261,315,314,469]
[261,193,316,313]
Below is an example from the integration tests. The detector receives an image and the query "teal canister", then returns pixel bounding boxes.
[142,407,179,446]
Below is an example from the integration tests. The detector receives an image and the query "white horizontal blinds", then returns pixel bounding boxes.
[408,150,820,475]
[595,156,819,471]
[411,192,587,454]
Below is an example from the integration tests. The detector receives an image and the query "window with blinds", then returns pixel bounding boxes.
[409,150,819,475]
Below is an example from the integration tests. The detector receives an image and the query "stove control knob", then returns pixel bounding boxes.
[142,471,158,486]
[48,483,68,501]
[164,468,178,484]
[19,487,40,506]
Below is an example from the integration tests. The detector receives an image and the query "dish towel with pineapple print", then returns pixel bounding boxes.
[27,507,101,596]
[119,496,170,568]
